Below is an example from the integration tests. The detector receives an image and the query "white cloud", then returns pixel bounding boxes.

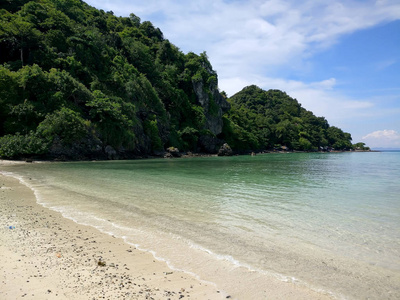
[362,130,400,148]
[363,130,400,140]
[86,1,400,61]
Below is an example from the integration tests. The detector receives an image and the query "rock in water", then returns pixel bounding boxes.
[166,147,181,157]
[218,143,233,156]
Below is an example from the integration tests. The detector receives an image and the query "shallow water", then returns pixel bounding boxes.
[2,152,400,299]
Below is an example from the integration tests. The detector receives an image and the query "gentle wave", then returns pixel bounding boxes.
[0,171,223,292]
[1,170,340,299]
[2,153,399,299]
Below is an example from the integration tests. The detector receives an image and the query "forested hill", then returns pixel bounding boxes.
[0,0,353,160]
[222,86,353,152]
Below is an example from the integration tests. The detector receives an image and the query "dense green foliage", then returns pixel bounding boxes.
[221,85,353,151]
[0,0,354,159]
[0,0,226,158]
[352,142,370,151]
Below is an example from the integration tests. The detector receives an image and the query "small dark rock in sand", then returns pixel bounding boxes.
[98,260,106,267]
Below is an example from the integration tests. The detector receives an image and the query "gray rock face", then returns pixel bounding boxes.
[192,78,230,136]
[48,134,104,160]
[166,147,181,157]
[218,143,233,156]
[105,145,118,160]
[198,135,223,153]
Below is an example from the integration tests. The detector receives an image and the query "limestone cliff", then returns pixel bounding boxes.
[192,77,230,136]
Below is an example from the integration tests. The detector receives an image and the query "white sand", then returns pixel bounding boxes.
[0,173,227,299]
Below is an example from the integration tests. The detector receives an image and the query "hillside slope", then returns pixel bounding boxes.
[0,0,352,159]
[221,85,352,151]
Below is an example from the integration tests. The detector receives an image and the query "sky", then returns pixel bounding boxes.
[84,0,400,149]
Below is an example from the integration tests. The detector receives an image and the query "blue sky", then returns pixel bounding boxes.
[85,0,400,148]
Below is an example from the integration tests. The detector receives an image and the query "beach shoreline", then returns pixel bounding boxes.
[0,148,376,164]
[0,171,227,299]
[0,160,339,299]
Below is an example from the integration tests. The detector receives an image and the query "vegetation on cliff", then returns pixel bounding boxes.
[0,0,354,159]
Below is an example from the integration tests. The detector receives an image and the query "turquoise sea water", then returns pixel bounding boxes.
[2,152,400,299]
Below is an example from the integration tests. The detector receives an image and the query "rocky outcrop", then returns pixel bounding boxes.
[166,147,181,157]
[191,70,230,153]
[218,143,233,156]
[47,134,104,160]
[105,145,118,160]
[192,77,230,136]
[198,135,223,153]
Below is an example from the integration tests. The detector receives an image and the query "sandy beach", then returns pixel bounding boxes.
[0,170,227,299]
[0,160,336,300]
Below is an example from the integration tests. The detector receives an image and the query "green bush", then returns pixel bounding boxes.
[87,91,136,149]
[178,127,199,150]
[0,132,49,159]
[36,107,88,145]
[144,119,163,151]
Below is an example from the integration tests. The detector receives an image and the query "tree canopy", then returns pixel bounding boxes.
[220,85,352,151]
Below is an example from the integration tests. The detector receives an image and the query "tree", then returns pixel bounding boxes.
[326,126,352,150]
[36,107,88,145]
[87,90,136,149]
[353,142,370,151]
[0,15,41,66]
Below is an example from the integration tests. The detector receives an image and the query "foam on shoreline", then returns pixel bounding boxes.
[0,171,228,299]
[0,162,337,299]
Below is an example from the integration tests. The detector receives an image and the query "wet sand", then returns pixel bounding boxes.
[0,160,334,300]
[0,172,227,299]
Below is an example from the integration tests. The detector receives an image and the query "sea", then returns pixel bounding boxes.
[1,151,400,299]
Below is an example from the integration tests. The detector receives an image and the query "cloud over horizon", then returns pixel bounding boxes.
[362,130,400,148]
